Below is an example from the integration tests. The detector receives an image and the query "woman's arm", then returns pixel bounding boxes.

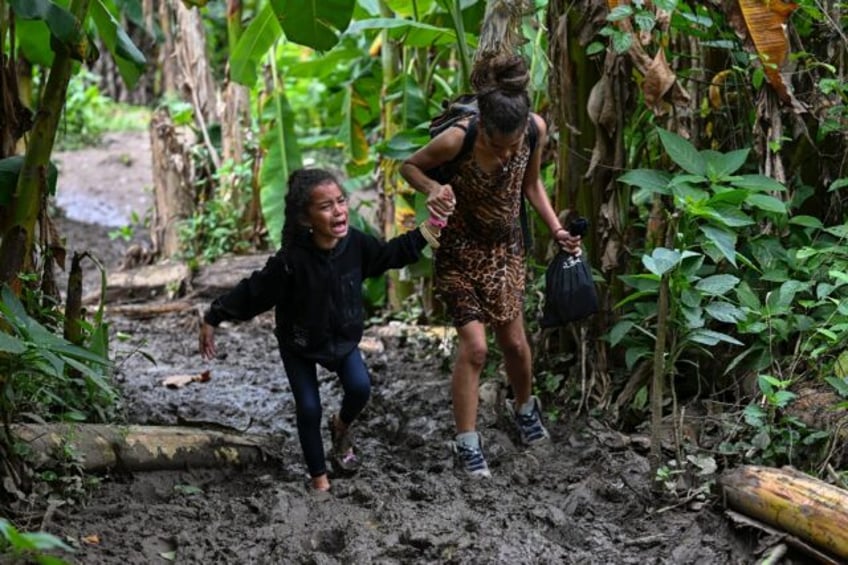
[522,114,582,254]
[400,126,463,218]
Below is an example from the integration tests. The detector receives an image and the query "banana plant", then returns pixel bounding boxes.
[0,0,145,291]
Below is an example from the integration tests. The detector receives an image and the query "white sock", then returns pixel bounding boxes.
[456,431,480,449]
[518,397,536,416]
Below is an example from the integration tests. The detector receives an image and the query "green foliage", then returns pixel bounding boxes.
[614,128,848,468]
[0,519,73,565]
[0,285,116,425]
[54,71,151,150]
[178,196,252,268]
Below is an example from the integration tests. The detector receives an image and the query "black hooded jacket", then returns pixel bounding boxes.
[203,227,427,364]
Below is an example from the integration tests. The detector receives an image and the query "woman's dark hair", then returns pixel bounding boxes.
[470,54,531,136]
[281,168,340,250]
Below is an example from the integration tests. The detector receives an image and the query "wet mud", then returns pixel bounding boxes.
[42,133,767,564]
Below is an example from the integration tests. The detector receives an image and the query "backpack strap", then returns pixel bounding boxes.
[519,115,540,252]
[454,117,477,163]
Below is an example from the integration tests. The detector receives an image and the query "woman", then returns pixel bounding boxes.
[400,55,581,478]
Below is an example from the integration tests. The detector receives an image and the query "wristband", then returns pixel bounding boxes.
[429,216,447,229]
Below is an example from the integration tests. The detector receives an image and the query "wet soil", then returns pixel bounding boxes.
[42,133,767,564]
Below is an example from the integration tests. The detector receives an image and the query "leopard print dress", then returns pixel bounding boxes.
[435,123,533,327]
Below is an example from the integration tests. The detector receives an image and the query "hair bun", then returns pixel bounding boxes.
[471,54,529,95]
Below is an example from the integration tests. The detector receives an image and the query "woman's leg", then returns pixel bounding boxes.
[494,313,548,444]
[280,352,328,487]
[493,313,533,407]
[453,321,488,433]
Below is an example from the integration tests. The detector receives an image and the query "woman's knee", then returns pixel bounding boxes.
[459,339,488,370]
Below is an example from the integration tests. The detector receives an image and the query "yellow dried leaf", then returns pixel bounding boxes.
[737,0,798,101]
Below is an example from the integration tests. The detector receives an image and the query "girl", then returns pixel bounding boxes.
[199,168,452,491]
[400,55,582,478]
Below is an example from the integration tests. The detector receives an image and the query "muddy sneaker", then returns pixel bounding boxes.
[506,396,550,445]
[452,433,492,479]
[328,414,361,475]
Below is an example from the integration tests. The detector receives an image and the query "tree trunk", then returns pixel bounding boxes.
[149,109,195,258]
[720,465,848,561]
[11,423,275,472]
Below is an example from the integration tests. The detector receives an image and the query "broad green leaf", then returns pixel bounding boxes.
[90,0,147,88]
[0,331,26,354]
[707,189,748,207]
[681,288,702,308]
[689,328,743,346]
[17,19,54,66]
[827,178,848,192]
[608,320,635,347]
[231,4,282,85]
[0,157,59,203]
[700,204,754,228]
[642,247,681,276]
[618,274,661,292]
[276,0,356,51]
[614,289,659,309]
[772,390,796,408]
[732,174,786,192]
[743,404,766,426]
[703,148,749,179]
[695,274,740,296]
[735,282,760,310]
[705,302,745,323]
[10,0,80,46]
[260,92,303,248]
[824,224,848,239]
[625,346,651,370]
[381,129,430,159]
[788,215,823,229]
[746,193,787,214]
[348,18,465,47]
[830,363,848,388]
[658,128,705,175]
[682,305,705,329]
[671,183,709,204]
[699,226,737,266]
[618,169,671,193]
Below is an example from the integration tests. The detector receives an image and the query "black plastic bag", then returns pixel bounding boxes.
[540,251,598,328]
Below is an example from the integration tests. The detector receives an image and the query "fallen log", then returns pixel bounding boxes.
[11,423,275,473]
[719,465,848,561]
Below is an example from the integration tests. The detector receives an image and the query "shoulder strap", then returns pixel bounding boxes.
[527,115,538,154]
[456,117,477,162]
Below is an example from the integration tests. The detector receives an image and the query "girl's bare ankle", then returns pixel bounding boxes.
[311,475,330,491]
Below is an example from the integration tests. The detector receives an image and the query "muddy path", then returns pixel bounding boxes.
[44,133,767,564]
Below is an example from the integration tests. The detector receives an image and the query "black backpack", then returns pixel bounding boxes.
[424,94,538,249]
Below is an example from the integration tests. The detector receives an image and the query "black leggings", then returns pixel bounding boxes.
[280,348,371,477]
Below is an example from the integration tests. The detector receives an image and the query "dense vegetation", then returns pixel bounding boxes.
[1,0,847,558]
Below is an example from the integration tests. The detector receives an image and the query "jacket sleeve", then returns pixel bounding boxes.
[203,252,288,326]
[361,228,427,279]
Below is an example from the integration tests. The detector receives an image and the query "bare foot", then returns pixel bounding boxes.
[311,474,330,492]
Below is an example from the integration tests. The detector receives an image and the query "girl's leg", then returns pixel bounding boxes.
[493,313,533,407]
[333,348,372,426]
[280,352,328,487]
[452,321,488,433]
